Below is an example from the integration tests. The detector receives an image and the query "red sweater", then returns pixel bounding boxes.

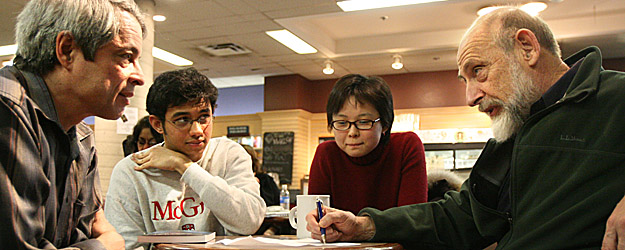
[308,132,427,214]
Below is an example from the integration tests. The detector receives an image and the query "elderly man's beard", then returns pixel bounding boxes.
[480,59,542,142]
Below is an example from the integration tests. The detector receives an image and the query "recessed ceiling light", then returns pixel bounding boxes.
[337,0,447,12]
[265,30,317,54]
[391,54,403,70]
[152,47,193,66]
[322,60,334,75]
[153,15,166,22]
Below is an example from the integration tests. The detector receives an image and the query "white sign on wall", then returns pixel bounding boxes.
[116,107,138,135]
[392,113,419,132]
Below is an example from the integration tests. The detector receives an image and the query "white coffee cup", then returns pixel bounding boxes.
[288,195,330,239]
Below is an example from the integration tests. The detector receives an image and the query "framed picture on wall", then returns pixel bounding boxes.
[318,136,334,144]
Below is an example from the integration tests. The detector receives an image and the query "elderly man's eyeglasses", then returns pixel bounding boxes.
[167,115,212,130]
[331,118,381,131]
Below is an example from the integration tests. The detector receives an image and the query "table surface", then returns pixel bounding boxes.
[153,235,403,250]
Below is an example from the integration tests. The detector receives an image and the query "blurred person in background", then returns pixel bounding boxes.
[241,144,280,206]
[241,144,285,235]
[122,116,163,156]
[426,170,463,202]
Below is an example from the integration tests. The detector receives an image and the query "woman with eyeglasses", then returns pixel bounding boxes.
[122,116,164,156]
[308,74,427,214]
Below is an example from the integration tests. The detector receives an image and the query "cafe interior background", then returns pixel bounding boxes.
[1,0,624,197]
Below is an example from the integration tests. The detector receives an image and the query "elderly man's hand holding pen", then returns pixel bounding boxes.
[305,206,376,243]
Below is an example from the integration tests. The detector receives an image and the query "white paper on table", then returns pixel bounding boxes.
[216,236,360,247]
[157,242,216,248]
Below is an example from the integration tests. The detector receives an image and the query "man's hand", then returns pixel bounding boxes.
[92,210,124,250]
[305,206,375,243]
[602,195,625,250]
[132,146,193,175]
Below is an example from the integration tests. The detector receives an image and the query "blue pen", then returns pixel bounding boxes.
[316,197,326,244]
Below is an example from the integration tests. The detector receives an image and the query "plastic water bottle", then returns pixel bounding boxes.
[280,184,290,210]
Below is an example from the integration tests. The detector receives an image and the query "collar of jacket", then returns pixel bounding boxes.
[559,46,603,104]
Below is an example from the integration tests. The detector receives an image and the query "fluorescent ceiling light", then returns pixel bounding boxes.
[478,2,548,16]
[265,30,317,54]
[152,15,166,22]
[520,2,548,16]
[476,6,500,16]
[322,60,334,75]
[210,75,266,88]
[0,44,17,56]
[0,44,193,67]
[153,47,193,66]
[337,0,447,12]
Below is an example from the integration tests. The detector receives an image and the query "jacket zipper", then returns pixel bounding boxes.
[507,212,512,227]
[501,98,566,248]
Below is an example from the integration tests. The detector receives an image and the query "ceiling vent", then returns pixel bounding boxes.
[199,43,251,57]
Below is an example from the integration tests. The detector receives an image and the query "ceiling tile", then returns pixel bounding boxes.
[213,0,258,15]
[264,4,340,19]
[1,0,623,81]
[242,0,336,12]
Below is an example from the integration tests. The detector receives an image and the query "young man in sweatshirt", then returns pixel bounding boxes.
[104,68,265,249]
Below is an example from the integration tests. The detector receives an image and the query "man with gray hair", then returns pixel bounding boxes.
[0,0,146,249]
[305,6,625,250]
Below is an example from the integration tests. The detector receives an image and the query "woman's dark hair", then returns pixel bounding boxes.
[241,144,262,173]
[131,116,162,145]
[326,74,394,143]
[146,67,218,121]
[122,116,163,156]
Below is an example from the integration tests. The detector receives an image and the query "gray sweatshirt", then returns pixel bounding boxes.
[104,137,266,250]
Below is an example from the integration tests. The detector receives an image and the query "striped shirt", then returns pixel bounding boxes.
[0,66,105,249]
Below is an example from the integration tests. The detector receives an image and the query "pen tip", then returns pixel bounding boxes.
[321,235,326,244]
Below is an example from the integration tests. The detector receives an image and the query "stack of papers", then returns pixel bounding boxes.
[216,236,360,247]
[265,211,289,218]
[137,230,215,243]
[265,206,289,217]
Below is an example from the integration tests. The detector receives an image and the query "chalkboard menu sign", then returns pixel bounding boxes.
[262,132,294,184]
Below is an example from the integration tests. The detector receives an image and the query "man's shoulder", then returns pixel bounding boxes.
[391,131,421,142]
[600,69,625,83]
[201,137,245,160]
[0,66,29,105]
[313,140,341,159]
[595,68,625,98]
[318,139,338,150]
[112,155,140,174]
[76,121,94,142]
[209,136,234,144]
[209,137,243,151]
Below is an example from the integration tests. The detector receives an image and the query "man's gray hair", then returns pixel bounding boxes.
[14,0,146,75]
[478,7,561,58]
